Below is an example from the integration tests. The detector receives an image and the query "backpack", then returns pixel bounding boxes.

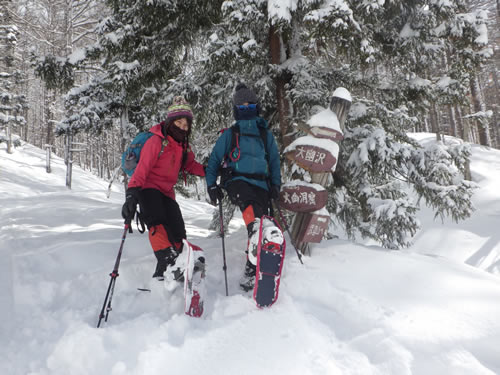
[228,123,269,165]
[121,132,165,176]
[220,123,270,184]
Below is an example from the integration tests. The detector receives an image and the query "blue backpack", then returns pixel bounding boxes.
[121,132,163,176]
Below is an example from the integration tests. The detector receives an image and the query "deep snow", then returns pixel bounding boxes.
[1,134,500,375]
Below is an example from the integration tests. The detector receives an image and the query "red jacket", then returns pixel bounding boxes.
[128,122,205,200]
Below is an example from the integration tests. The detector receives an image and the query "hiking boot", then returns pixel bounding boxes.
[152,247,179,280]
[247,219,259,238]
[239,259,256,292]
[247,218,260,266]
[171,267,185,282]
[188,256,206,285]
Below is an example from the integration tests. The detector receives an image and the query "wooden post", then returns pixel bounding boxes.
[289,88,352,254]
[65,132,73,189]
[66,132,87,189]
[6,122,13,154]
[330,91,351,131]
[44,144,54,173]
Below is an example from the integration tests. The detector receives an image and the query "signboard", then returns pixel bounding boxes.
[308,126,344,142]
[296,213,330,243]
[279,183,328,213]
[285,144,337,173]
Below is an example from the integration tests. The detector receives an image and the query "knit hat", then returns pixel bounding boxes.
[232,83,258,106]
[166,96,194,125]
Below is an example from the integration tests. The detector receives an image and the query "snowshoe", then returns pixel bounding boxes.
[252,216,285,308]
[183,240,206,317]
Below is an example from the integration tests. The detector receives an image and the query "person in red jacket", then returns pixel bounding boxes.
[121,96,205,280]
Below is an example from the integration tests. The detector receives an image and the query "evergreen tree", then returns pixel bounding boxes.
[35,0,223,141]
[0,0,27,153]
[325,1,486,248]
[33,0,490,248]
[179,0,484,248]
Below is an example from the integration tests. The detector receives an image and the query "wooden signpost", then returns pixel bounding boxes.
[279,182,328,213]
[304,108,344,142]
[285,88,352,250]
[285,136,339,173]
[308,126,344,142]
[297,212,330,243]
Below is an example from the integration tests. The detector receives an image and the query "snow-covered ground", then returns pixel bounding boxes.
[1,134,500,375]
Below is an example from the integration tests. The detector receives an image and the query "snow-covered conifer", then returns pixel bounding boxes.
[0,1,27,152]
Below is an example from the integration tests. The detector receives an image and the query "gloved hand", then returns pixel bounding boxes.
[270,185,280,200]
[121,187,141,223]
[207,185,224,206]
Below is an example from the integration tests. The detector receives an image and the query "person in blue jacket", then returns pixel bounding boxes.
[205,83,281,291]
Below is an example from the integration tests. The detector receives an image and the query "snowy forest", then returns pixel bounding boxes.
[1,0,500,249]
[2,2,500,374]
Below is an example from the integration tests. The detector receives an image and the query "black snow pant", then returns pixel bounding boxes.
[225,179,270,228]
[138,188,186,252]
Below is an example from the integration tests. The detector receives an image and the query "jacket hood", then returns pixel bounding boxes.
[256,117,268,129]
[235,117,268,129]
[150,122,166,138]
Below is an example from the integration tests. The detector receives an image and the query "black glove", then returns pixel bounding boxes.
[270,185,280,200]
[121,187,141,223]
[207,185,224,206]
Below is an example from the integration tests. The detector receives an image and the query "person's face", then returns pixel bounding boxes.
[173,117,189,131]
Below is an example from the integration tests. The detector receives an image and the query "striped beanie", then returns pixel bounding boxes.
[166,96,194,125]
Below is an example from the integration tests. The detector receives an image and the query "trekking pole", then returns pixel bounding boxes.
[218,194,229,296]
[274,200,304,265]
[97,224,129,328]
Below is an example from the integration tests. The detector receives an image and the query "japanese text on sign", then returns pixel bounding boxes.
[296,147,327,165]
[282,191,317,206]
[306,224,324,237]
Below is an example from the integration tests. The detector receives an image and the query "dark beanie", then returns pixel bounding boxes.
[232,83,258,106]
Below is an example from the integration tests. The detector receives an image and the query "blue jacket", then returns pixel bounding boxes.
[205,117,281,191]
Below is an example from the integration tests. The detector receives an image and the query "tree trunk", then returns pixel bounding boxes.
[470,74,491,146]
[491,70,500,148]
[448,105,457,137]
[269,24,292,148]
[491,108,499,150]
[429,103,440,141]
[44,87,54,146]
[65,131,73,189]
[454,105,464,140]
[423,116,430,133]
[120,106,130,190]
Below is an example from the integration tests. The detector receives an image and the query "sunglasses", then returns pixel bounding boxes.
[237,104,257,110]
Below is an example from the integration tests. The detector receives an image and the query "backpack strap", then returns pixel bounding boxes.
[135,210,146,234]
[258,126,269,164]
[229,124,241,162]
